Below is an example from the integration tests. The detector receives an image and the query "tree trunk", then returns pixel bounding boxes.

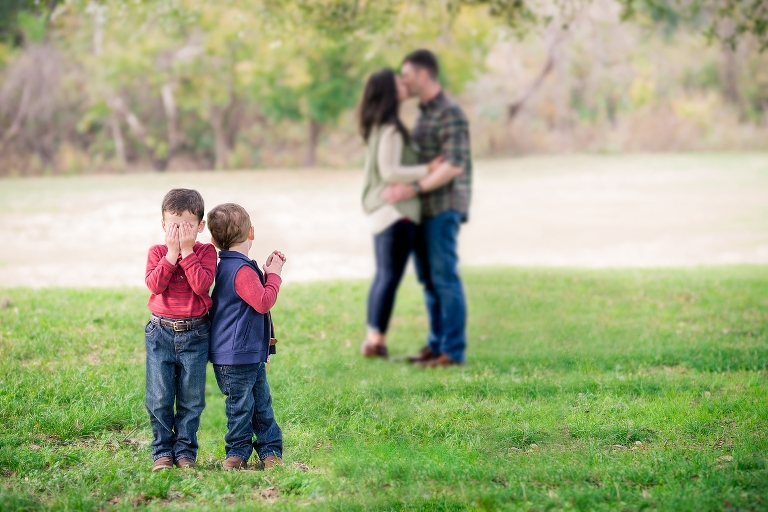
[109,111,127,168]
[305,119,321,167]
[206,94,242,170]
[606,94,618,128]
[87,1,106,56]
[553,43,569,133]
[0,81,31,146]
[160,83,179,159]
[111,96,168,170]
[507,25,567,123]
[762,101,768,128]
[45,0,59,24]
[34,131,57,172]
[722,44,740,105]
[223,93,243,151]
[210,106,230,170]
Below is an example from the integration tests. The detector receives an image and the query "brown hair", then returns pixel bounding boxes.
[162,189,205,222]
[207,203,251,250]
[403,49,439,80]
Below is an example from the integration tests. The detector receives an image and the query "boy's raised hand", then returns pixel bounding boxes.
[263,250,286,276]
[179,221,197,258]
[165,223,181,264]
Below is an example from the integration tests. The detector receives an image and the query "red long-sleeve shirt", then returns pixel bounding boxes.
[234,266,282,313]
[145,242,217,318]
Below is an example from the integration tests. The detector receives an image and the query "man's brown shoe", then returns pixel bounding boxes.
[223,456,247,470]
[175,458,195,469]
[417,354,463,367]
[261,455,282,469]
[407,346,438,363]
[361,341,388,358]
[152,456,174,472]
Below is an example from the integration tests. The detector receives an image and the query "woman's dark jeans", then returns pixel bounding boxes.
[367,219,416,334]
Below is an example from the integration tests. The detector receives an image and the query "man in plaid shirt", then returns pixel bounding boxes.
[382,49,472,366]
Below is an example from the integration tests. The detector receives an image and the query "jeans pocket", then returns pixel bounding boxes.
[145,320,158,336]
[193,321,211,339]
[213,365,230,396]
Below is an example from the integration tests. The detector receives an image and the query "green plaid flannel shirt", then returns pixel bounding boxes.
[412,92,472,221]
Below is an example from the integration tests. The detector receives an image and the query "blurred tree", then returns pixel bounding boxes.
[456,0,768,50]
[78,1,183,170]
[256,0,394,166]
[742,47,768,126]
[75,0,278,170]
[618,0,768,50]
[257,0,493,165]
[260,39,365,166]
[381,2,494,94]
[3,0,768,175]
[170,1,276,170]
[0,1,64,172]
[0,0,59,46]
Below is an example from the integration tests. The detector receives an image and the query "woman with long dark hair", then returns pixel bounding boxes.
[358,68,458,358]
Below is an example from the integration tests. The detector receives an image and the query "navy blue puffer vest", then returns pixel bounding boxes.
[209,251,272,365]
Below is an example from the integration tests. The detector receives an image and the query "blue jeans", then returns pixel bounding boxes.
[413,209,467,363]
[367,219,416,334]
[212,363,282,462]
[144,317,209,462]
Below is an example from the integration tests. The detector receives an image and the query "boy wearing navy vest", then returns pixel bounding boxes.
[207,203,286,470]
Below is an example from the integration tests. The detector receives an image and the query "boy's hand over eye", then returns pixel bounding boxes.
[263,250,286,276]
[179,221,197,258]
[165,223,180,264]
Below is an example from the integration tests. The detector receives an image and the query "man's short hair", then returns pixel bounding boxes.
[207,203,251,251]
[162,189,205,222]
[403,49,439,80]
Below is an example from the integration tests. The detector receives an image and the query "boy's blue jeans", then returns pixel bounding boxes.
[212,363,283,463]
[144,317,209,462]
[413,209,468,363]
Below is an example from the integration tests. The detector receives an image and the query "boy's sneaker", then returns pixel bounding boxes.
[175,458,195,469]
[223,456,247,470]
[261,456,282,469]
[152,456,174,472]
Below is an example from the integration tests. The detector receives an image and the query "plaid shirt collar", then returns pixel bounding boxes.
[418,90,446,114]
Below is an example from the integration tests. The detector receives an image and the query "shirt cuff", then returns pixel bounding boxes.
[160,255,177,270]
[178,252,199,268]
[265,273,283,286]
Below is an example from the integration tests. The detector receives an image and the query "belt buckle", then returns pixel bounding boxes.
[173,321,188,332]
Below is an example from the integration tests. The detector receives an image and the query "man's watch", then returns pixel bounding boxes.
[412,181,422,194]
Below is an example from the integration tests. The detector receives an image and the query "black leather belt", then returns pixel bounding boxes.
[151,314,208,332]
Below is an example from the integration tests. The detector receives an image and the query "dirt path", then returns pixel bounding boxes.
[0,153,766,287]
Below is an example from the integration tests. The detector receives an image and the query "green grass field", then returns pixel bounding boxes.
[1,267,767,511]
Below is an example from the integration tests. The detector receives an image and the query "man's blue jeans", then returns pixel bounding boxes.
[145,318,209,462]
[212,363,282,462]
[413,209,467,363]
